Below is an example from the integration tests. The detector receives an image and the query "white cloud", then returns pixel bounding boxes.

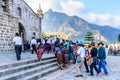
[97,14,111,24]
[25,0,85,14]
[83,13,120,28]
[39,0,63,13]
[25,0,120,28]
[113,16,120,27]
[85,13,112,26]
[85,13,97,22]
[61,0,85,16]
[25,0,63,13]
[25,0,40,12]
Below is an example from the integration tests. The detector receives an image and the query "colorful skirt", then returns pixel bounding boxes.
[56,52,63,65]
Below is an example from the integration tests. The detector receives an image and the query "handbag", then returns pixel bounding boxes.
[87,57,93,66]
[30,47,33,50]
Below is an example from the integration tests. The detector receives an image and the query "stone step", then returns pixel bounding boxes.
[0,56,55,70]
[23,66,59,80]
[0,62,58,80]
[40,68,61,80]
[0,58,57,77]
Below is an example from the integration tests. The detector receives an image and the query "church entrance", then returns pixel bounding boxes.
[19,23,26,40]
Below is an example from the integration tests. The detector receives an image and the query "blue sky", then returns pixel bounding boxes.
[80,0,120,15]
[25,0,120,28]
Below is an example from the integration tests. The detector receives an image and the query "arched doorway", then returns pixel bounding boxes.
[19,23,26,40]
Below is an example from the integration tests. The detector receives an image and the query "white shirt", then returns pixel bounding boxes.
[60,38,63,44]
[53,37,56,43]
[52,38,56,44]
[41,39,45,44]
[47,39,50,44]
[13,36,22,45]
[77,46,85,58]
[30,39,37,45]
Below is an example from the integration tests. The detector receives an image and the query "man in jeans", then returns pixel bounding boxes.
[30,37,37,54]
[98,42,108,75]
[13,33,22,61]
[75,43,85,77]
[89,42,99,76]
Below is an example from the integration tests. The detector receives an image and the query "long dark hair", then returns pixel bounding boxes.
[69,46,73,53]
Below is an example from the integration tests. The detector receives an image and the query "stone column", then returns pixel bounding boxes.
[0,0,3,11]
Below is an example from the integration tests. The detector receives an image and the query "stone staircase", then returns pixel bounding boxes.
[0,56,59,80]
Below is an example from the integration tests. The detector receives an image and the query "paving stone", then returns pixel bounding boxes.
[53,56,120,80]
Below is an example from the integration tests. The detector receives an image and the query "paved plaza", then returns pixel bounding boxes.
[0,52,120,80]
[45,56,120,80]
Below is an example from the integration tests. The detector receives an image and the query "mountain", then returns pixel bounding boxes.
[42,9,120,43]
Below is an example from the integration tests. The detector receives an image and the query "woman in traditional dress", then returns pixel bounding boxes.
[63,45,70,69]
[55,45,64,70]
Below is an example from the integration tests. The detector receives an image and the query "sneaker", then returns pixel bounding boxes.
[102,73,108,76]
[75,75,80,77]
[79,75,83,77]
[85,71,89,73]
[88,74,94,76]
[96,73,99,76]
[75,74,83,77]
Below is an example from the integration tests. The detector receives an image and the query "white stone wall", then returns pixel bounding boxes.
[0,12,19,52]
[12,0,41,40]
[0,0,42,52]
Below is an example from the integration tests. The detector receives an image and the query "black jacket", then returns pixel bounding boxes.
[90,47,98,57]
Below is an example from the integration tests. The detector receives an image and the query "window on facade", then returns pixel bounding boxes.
[1,0,8,12]
[18,7,22,18]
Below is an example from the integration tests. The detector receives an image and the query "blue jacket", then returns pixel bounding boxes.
[98,47,106,59]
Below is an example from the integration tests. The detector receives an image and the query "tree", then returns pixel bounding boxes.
[118,34,120,42]
[84,32,94,43]
[42,32,47,39]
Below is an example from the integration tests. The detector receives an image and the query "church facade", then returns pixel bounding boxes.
[0,0,42,52]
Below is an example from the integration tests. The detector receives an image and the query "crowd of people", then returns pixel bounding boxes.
[30,37,109,77]
[109,45,120,56]
[14,32,120,77]
[51,39,109,77]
